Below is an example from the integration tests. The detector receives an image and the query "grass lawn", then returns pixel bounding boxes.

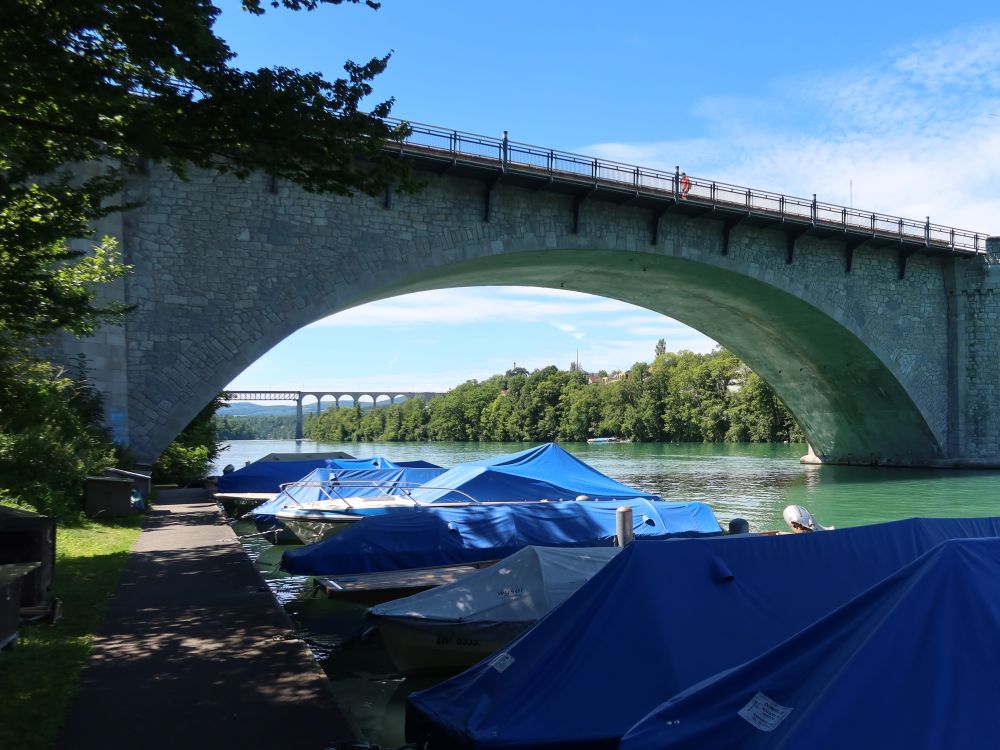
[0,516,144,750]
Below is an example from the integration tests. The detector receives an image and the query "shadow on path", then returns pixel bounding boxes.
[56,488,360,750]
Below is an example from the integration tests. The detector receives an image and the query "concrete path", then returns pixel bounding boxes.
[57,488,362,750]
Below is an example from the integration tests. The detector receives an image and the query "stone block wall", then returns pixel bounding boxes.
[57,165,999,466]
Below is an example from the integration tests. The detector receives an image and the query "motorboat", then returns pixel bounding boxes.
[406,516,1000,750]
[251,464,447,544]
[621,537,1000,749]
[280,497,721,577]
[368,546,619,675]
[213,451,355,516]
[273,443,664,543]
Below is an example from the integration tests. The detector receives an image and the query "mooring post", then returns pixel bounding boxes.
[616,506,634,547]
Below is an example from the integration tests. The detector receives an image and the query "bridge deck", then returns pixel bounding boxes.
[390,120,988,257]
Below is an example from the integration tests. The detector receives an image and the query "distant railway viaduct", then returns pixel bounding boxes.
[225,389,443,440]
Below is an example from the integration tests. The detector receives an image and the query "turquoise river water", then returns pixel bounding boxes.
[216,439,1000,745]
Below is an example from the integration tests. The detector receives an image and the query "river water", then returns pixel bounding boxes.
[216,439,1000,745]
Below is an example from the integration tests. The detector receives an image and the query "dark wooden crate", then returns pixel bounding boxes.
[0,507,55,608]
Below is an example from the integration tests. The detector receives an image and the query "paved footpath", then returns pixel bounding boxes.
[57,488,363,750]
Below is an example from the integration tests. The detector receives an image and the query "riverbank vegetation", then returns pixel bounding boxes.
[305,348,804,444]
[215,413,299,441]
[0,517,144,750]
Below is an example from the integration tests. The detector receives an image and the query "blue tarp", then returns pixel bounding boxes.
[326,456,440,470]
[323,456,417,471]
[621,537,1000,750]
[251,467,447,531]
[217,456,441,493]
[406,516,1000,750]
[280,499,721,576]
[217,459,338,493]
[407,443,661,504]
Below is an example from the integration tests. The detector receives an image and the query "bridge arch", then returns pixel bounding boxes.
[73,144,998,466]
[355,248,942,465]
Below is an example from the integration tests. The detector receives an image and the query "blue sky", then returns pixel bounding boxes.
[217,1,1000,395]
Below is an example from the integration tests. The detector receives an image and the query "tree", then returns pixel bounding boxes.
[153,393,229,484]
[0,356,118,518]
[655,338,666,357]
[1,1,414,513]
[1,0,411,351]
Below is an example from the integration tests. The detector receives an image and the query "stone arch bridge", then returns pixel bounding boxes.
[70,122,1000,466]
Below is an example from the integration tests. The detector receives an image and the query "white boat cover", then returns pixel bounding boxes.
[368,546,619,630]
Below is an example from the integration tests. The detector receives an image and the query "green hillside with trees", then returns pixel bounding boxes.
[304,346,804,445]
[215,413,299,440]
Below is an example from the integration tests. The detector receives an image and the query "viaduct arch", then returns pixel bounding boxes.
[68,124,1000,466]
[225,390,442,439]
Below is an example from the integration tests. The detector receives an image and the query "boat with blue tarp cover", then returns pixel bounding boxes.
[405,516,1000,750]
[219,454,439,495]
[402,443,660,505]
[279,498,721,576]
[252,466,448,544]
[621,536,1000,750]
[274,443,666,543]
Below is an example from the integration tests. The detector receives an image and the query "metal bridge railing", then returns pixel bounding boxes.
[387,119,989,255]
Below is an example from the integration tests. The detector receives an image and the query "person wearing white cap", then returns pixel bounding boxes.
[782,504,830,532]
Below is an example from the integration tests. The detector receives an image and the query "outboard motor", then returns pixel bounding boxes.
[728,517,750,535]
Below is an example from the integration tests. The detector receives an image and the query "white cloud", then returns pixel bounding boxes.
[306,287,636,328]
[585,24,1000,233]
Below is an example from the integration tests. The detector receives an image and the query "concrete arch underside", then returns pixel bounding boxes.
[172,248,941,467]
[365,250,942,466]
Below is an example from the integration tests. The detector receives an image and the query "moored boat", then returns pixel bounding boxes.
[251,465,447,544]
[315,560,498,607]
[406,515,1000,750]
[214,451,355,516]
[280,497,721,576]
[368,546,619,675]
[274,442,663,543]
[621,536,1000,749]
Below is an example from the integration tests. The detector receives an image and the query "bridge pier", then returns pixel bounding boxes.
[295,396,304,441]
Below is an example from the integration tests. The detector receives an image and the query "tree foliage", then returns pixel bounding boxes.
[305,348,805,445]
[1,1,411,515]
[0,357,119,519]
[214,413,299,440]
[1,0,411,348]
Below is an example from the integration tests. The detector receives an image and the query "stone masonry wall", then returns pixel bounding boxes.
[64,164,998,466]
